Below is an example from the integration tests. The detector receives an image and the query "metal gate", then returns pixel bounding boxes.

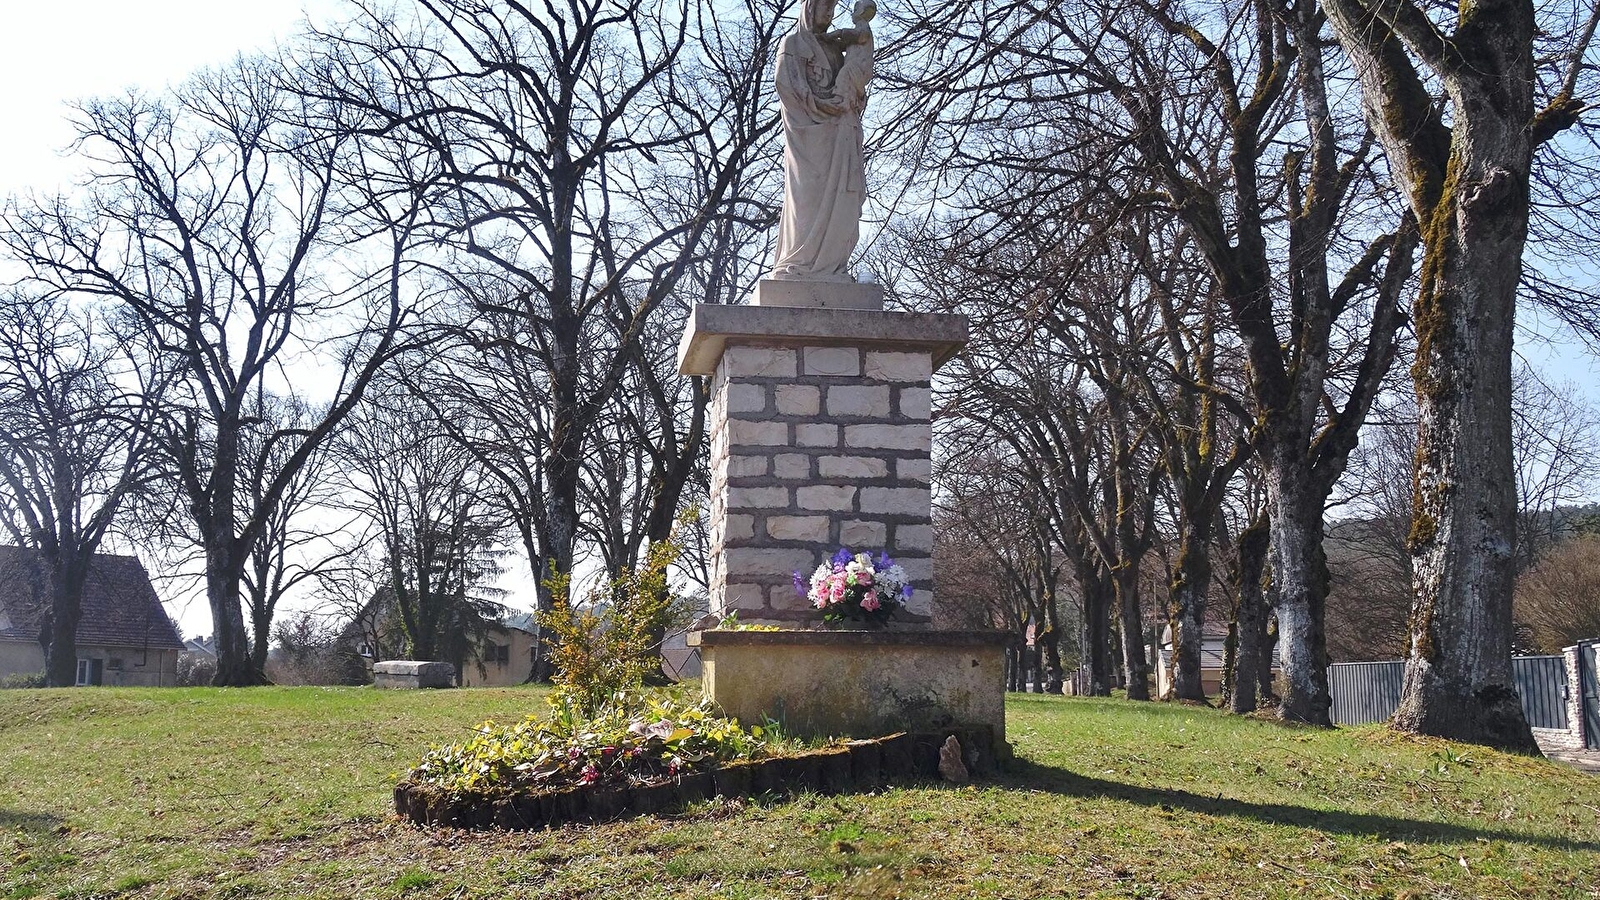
[1582,640,1600,750]
[1328,655,1571,728]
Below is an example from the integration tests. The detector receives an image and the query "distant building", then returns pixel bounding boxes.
[339,588,536,686]
[183,636,217,661]
[460,612,537,688]
[1154,622,1279,698]
[0,547,184,686]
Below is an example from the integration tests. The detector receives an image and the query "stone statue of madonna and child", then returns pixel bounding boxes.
[770,0,877,284]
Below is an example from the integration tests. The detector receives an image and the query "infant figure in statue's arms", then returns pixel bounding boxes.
[822,0,875,114]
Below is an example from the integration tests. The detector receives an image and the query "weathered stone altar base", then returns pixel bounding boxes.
[690,629,1009,741]
[394,728,1002,831]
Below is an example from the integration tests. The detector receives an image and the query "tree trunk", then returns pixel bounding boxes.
[1258,613,1280,706]
[43,560,86,688]
[1229,515,1271,714]
[1117,570,1150,700]
[1394,120,1538,751]
[1268,470,1331,724]
[207,545,258,687]
[1042,600,1064,694]
[1081,563,1113,696]
[1168,523,1214,702]
[250,604,272,680]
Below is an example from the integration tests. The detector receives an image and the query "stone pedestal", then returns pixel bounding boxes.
[679,292,1005,745]
[678,300,967,624]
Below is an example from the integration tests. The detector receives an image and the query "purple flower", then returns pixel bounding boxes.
[793,571,807,596]
[877,551,892,569]
[901,584,914,600]
[831,547,854,567]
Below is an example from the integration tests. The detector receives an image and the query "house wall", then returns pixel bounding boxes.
[0,640,179,686]
[0,639,45,680]
[460,629,537,687]
[1154,639,1232,698]
[95,647,179,687]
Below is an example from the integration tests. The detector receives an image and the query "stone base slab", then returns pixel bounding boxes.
[677,304,968,376]
[373,660,456,689]
[753,279,884,310]
[689,629,1007,741]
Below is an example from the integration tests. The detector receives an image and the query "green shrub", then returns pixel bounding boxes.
[0,672,46,689]
[539,533,679,717]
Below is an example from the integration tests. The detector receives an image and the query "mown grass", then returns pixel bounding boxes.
[0,686,1595,899]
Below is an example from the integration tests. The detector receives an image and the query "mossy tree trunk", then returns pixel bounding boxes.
[1322,0,1591,749]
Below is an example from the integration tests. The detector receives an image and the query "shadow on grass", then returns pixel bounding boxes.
[0,808,63,836]
[1001,758,1599,852]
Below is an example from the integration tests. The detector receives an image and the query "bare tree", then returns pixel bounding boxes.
[889,0,1417,724]
[336,383,509,668]
[0,294,161,686]
[1,60,416,685]
[294,0,786,627]
[937,451,1072,692]
[1516,532,1600,652]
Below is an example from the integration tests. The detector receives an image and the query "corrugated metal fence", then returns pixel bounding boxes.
[1328,655,1568,728]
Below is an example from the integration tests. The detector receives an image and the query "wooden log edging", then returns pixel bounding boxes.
[394,727,1005,830]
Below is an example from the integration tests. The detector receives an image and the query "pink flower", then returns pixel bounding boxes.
[861,591,880,612]
[856,570,874,586]
[580,764,599,784]
[829,581,846,603]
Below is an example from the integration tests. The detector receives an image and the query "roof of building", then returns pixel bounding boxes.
[0,547,184,652]
[1158,620,1236,647]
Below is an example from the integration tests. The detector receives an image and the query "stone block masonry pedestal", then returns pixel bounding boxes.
[678,287,1006,747]
[678,296,967,625]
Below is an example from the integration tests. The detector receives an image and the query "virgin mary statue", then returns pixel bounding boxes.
[770,0,875,282]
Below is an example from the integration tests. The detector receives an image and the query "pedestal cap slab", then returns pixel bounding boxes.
[752,279,884,310]
[678,304,968,377]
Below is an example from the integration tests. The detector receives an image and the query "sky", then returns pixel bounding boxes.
[0,1,338,199]
[3,1,1598,637]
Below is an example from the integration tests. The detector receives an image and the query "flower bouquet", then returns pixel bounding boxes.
[794,547,912,626]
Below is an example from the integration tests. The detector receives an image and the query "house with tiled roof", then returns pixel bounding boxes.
[0,547,184,686]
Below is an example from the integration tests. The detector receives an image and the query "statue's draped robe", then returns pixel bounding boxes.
[770,19,872,281]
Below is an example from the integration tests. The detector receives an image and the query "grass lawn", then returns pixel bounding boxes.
[0,687,1595,900]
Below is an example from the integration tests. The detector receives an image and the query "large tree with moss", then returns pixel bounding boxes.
[1321,0,1597,748]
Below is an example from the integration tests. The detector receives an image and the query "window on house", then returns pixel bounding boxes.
[489,644,509,665]
[75,658,103,687]
[108,657,124,671]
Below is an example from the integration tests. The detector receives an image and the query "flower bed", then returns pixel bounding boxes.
[406,691,765,795]
[394,727,1002,830]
